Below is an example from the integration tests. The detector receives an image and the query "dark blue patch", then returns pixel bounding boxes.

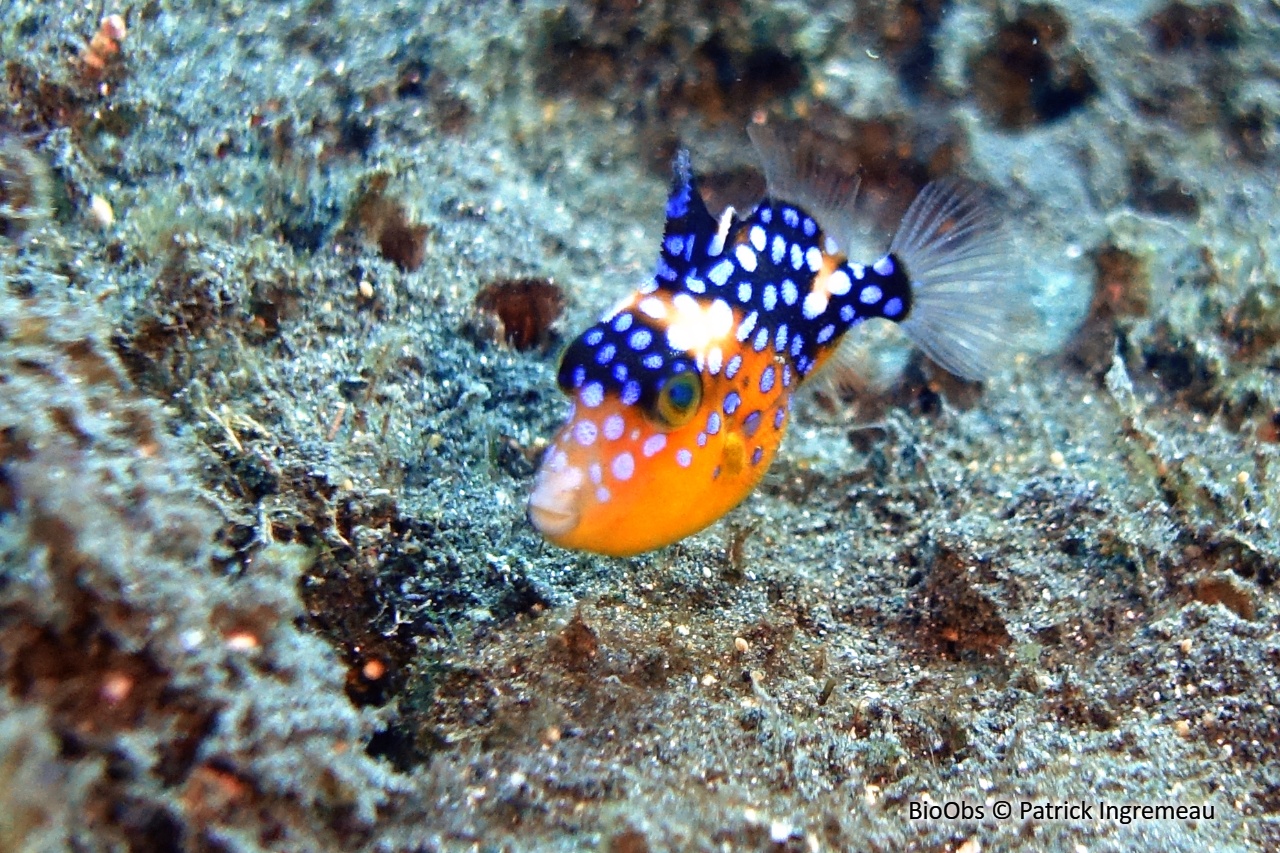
[557,313,695,414]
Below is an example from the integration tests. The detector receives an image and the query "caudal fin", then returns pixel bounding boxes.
[889,180,1017,381]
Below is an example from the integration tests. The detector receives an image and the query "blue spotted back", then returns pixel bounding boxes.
[557,153,914,407]
[685,197,912,379]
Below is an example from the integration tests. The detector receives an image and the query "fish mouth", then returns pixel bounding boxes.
[527,455,584,538]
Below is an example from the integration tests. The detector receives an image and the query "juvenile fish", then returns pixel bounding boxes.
[529,125,1016,556]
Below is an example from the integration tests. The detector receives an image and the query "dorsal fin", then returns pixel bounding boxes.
[747,123,862,254]
[653,149,720,288]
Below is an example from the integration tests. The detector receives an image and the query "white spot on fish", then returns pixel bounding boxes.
[860,284,883,305]
[749,225,766,251]
[613,313,633,332]
[639,297,667,319]
[709,258,734,286]
[884,297,904,318]
[725,353,742,379]
[611,452,635,481]
[737,310,758,342]
[574,420,598,446]
[760,364,775,394]
[676,448,693,468]
[665,296,733,353]
[737,281,752,303]
[708,299,734,337]
[734,243,758,273]
[603,414,624,440]
[781,279,798,306]
[817,324,835,344]
[802,289,828,320]
[771,234,785,265]
[827,269,851,296]
[581,382,604,408]
[805,246,822,272]
[763,284,777,311]
[707,346,723,376]
[642,434,667,457]
[775,323,788,352]
[709,207,735,257]
[873,256,895,276]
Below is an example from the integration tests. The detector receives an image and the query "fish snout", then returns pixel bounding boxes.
[527,447,585,538]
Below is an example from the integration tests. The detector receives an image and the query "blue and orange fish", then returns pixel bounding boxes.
[529,125,1016,556]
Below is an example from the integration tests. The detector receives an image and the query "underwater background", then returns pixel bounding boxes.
[1,0,1277,850]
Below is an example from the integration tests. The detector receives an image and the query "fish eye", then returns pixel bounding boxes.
[650,371,702,428]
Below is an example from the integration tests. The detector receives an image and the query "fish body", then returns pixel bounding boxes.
[529,126,1014,556]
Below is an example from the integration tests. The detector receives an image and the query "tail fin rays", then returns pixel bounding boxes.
[889,179,1018,381]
